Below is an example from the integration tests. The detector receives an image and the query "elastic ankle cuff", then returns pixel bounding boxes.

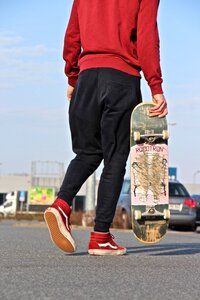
[94,222,110,233]
[57,193,73,207]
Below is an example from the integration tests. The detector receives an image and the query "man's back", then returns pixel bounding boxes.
[77,0,140,66]
[64,0,163,95]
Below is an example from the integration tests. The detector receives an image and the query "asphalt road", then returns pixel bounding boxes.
[1,220,200,300]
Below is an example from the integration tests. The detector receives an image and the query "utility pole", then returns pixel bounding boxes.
[0,163,2,176]
[193,170,200,184]
[85,172,96,211]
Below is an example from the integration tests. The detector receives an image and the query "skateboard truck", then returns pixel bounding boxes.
[134,130,169,142]
[134,207,170,221]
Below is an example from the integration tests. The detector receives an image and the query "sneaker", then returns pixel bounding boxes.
[44,198,76,253]
[88,232,126,256]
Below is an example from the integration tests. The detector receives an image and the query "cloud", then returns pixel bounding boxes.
[0,32,61,89]
[0,105,67,123]
[0,31,23,47]
[0,44,56,59]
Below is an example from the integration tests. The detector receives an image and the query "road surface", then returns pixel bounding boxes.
[1,220,200,300]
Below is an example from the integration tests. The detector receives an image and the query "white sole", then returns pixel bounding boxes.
[44,207,76,253]
[88,249,126,256]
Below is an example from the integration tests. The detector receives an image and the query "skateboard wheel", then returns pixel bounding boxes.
[162,130,169,140]
[134,210,142,220]
[134,131,141,142]
[163,209,170,220]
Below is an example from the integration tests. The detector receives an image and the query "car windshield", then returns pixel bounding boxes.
[169,183,190,197]
[121,180,130,194]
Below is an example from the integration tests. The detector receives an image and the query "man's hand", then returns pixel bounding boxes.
[67,84,74,101]
[149,94,168,118]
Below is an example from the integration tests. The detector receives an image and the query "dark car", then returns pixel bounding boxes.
[191,194,200,226]
[169,181,197,231]
[117,179,197,231]
[116,179,131,229]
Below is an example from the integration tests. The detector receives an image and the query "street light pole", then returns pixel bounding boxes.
[193,170,200,184]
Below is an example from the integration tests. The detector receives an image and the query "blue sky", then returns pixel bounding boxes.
[0,0,200,184]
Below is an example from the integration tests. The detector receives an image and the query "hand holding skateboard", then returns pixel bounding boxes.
[150,94,168,118]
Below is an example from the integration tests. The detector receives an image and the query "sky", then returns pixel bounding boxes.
[0,0,200,184]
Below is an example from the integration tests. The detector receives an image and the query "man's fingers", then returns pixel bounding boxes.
[148,94,168,117]
[149,100,168,117]
[150,103,166,114]
[67,90,73,101]
[150,107,168,117]
[158,108,168,118]
[67,93,72,101]
[67,97,72,102]
[150,100,166,111]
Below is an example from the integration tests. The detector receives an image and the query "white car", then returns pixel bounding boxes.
[0,191,18,217]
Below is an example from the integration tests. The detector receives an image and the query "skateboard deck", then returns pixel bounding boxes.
[130,102,170,244]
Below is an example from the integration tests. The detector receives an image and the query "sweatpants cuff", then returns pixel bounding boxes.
[56,193,73,207]
[94,221,111,232]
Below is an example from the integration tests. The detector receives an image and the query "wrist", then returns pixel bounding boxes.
[150,83,163,96]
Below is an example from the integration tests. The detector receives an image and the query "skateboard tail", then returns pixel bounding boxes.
[131,206,168,244]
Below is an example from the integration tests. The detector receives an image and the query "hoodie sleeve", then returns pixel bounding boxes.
[63,0,81,87]
[137,0,163,95]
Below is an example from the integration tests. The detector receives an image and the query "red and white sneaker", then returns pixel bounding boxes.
[88,232,126,256]
[44,198,76,253]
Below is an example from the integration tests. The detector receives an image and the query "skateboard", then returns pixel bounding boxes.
[130,102,170,244]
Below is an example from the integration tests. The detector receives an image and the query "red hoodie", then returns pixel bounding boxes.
[63,0,163,95]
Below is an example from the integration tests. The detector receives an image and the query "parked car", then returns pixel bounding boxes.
[0,191,28,217]
[117,179,197,231]
[116,179,131,229]
[169,181,197,231]
[191,194,200,227]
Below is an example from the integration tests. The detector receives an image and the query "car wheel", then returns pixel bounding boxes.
[190,224,198,232]
[168,225,177,231]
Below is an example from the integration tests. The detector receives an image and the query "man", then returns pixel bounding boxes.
[44,0,168,256]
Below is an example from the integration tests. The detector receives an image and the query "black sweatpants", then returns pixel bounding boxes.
[58,68,141,232]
